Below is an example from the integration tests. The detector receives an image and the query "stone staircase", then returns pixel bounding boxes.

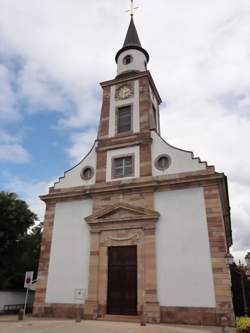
[98,314,140,323]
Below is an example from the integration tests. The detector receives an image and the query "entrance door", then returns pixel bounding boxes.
[107,246,137,315]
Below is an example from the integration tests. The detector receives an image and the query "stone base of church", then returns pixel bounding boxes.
[144,301,160,323]
[83,301,160,323]
[160,306,235,327]
[33,303,235,327]
[33,303,84,319]
[83,300,99,320]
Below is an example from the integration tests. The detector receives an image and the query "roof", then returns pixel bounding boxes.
[123,17,142,48]
[115,17,149,63]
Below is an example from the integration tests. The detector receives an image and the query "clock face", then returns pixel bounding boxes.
[117,86,132,100]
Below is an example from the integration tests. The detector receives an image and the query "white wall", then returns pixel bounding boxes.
[54,143,97,189]
[106,146,140,182]
[109,81,140,137]
[155,187,216,308]
[0,291,34,311]
[151,131,206,176]
[117,49,147,75]
[45,199,92,304]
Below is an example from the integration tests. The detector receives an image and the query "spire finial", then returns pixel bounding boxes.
[115,1,149,64]
[126,0,139,17]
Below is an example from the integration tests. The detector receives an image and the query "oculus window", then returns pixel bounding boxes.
[81,166,94,180]
[155,155,171,171]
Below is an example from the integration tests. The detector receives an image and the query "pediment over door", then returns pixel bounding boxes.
[85,202,159,225]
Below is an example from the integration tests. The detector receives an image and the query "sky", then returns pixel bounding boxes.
[0,0,249,263]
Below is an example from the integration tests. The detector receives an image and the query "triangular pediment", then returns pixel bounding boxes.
[85,203,159,224]
[101,207,144,220]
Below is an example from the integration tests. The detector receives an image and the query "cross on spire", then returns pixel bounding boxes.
[115,0,149,64]
[126,0,139,17]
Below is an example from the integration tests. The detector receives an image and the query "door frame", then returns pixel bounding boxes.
[107,245,138,315]
[84,203,160,321]
[99,231,144,315]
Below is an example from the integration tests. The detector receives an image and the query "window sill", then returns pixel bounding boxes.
[115,131,133,138]
[109,175,137,182]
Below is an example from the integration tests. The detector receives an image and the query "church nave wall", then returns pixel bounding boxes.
[45,199,92,304]
[154,187,216,308]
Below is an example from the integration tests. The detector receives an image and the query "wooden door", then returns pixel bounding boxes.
[107,246,137,315]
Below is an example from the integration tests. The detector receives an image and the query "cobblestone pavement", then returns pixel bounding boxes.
[0,316,236,333]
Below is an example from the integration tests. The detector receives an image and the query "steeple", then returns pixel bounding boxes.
[115,16,149,75]
[123,17,142,49]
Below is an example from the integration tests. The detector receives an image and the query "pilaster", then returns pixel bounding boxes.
[203,185,235,326]
[84,231,100,319]
[33,202,56,316]
[97,86,111,140]
[143,228,160,323]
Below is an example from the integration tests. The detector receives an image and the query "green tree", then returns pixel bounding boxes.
[0,191,42,289]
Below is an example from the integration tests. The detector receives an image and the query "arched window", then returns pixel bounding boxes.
[123,55,133,65]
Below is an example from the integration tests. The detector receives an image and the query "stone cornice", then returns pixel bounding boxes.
[40,171,226,203]
[85,202,159,225]
[96,132,152,152]
[87,220,157,233]
[100,70,162,104]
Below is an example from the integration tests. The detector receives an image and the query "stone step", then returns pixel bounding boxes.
[98,314,140,323]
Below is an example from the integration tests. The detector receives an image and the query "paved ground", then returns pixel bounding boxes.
[0,316,236,333]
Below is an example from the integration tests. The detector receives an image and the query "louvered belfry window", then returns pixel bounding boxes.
[114,156,133,178]
[117,105,132,133]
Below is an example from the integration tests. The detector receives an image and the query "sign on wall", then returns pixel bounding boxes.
[24,271,34,289]
[74,289,86,301]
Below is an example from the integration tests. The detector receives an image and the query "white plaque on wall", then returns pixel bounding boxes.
[74,288,86,300]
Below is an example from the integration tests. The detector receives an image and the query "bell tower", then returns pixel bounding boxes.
[83,14,163,322]
[96,15,161,185]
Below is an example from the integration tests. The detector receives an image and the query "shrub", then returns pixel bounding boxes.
[237,317,250,332]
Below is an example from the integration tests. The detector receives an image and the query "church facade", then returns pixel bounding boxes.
[33,17,235,326]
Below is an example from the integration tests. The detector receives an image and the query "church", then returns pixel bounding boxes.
[33,13,235,326]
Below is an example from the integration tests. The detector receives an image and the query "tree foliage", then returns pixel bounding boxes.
[0,191,42,289]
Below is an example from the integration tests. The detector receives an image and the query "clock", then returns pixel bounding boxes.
[116,86,133,100]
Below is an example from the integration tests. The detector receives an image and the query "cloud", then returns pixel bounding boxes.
[0,0,249,260]
[0,63,30,164]
[0,0,115,129]
[0,64,19,123]
[17,62,68,113]
[1,171,55,221]
[0,130,30,163]
[67,129,97,164]
[58,88,100,129]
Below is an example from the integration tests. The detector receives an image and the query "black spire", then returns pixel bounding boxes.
[115,17,149,63]
[123,17,142,48]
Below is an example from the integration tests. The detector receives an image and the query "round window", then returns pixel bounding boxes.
[155,155,171,171]
[81,166,94,180]
[123,55,133,65]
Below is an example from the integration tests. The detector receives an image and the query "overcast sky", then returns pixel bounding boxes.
[0,0,249,262]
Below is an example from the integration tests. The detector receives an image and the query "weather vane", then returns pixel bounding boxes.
[126,0,139,17]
